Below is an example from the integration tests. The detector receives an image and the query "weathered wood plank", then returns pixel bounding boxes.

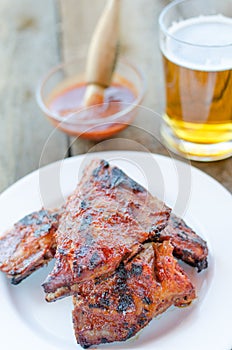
[59,0,106,61]
[59,0,232,192]
[0,0,67,193]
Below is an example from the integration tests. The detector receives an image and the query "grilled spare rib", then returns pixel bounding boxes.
[73,241,196,348]
[43,159,171,301]
[126,202,208,272]
[158,213,208,272]
[0,209,58,284]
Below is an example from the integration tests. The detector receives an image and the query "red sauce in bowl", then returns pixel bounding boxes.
[46,79,137,140]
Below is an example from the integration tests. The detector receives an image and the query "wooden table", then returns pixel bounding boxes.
[1,0,231,194]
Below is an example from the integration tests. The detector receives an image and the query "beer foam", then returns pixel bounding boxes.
[162,15,232,71]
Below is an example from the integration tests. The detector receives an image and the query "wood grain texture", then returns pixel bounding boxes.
[59,0,232,192]
[0,0,67,193]
[59,0,106,61]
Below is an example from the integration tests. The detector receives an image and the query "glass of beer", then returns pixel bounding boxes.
[159,0,232,161]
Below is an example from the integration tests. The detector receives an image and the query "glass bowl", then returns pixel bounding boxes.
[36,57,145,140]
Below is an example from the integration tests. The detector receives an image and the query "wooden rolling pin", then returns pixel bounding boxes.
[84,0,120,107]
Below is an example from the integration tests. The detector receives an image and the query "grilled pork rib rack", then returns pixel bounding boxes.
[0,159,208,348]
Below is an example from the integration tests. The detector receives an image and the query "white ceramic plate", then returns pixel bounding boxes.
[0,151,231,350]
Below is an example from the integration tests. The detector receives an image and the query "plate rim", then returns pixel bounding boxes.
[0,151,232,350]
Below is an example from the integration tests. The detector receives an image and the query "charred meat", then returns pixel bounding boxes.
[43,159,171,301]
[72,241,196,348]
[0,159,209,349]
[0,209,58,284]
[157,214,208,272]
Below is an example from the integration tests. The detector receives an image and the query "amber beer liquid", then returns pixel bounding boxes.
[161,15,232,160]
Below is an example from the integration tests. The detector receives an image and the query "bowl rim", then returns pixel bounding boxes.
[36,57,146,125]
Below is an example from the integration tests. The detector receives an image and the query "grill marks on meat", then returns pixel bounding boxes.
[0,209,58,284]
[43,160,171,301]
[0,160,208,294]
[0,159,209,349]
[156,214,208,272]
[72,241,196,348]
